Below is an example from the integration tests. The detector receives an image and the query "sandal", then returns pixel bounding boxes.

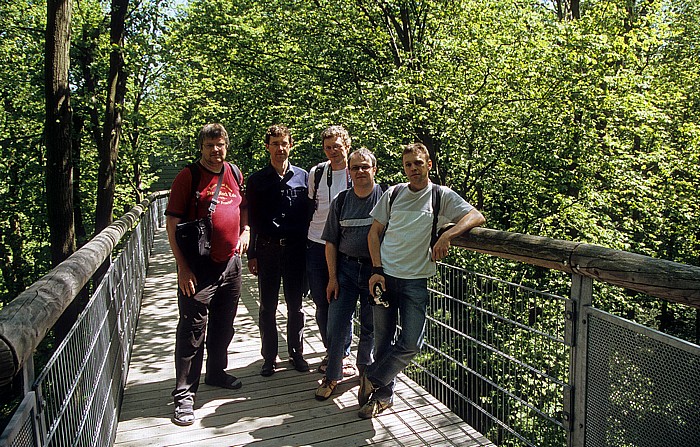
[342,358,358,378]
[172,406,195,426]
[318,356,328,374]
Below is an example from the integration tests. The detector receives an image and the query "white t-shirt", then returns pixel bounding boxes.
[307,162,351,243]
[370,182,474,279]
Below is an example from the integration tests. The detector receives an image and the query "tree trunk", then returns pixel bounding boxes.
[95,0,129,235]
[72,114,87,246]
[45,0,76,341]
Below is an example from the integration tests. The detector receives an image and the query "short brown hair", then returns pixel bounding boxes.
[403,142,430,161]
[265,124,293,145]
[320,125,351,149]
[197,123,229,150]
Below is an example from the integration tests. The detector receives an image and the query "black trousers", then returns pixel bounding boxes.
[172,254,241,407]
[256,237,306,362]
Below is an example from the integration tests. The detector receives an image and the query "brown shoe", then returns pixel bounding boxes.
[358,398,393,419]
[315,377,338,401]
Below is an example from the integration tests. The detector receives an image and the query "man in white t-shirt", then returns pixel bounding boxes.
[307,125,354,376]
[359,142,485,419]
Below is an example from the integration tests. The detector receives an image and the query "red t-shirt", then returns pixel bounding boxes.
[166,162,246,263]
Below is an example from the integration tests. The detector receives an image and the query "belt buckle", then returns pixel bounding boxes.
[279,238,287,246]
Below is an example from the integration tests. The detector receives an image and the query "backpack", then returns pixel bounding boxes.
[384,183,442,248]
[185,161,243,215]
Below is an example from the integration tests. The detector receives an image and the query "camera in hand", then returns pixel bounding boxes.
[372,283,390,308]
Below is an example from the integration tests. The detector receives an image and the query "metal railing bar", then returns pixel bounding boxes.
[425,313,568,388]
[429,289,568,345]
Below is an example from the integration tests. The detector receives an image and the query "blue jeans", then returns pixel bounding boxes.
[325,256,374,381]
[366,275,428,400]
[306,240,351,356]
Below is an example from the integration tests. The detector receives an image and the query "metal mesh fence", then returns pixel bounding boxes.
[585,308,700,447]
[406,263,571,447]
[0,195,166,447]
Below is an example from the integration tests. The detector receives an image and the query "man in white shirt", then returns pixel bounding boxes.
[306,125,355,376]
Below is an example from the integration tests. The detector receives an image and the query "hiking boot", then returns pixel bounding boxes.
[358,398,393,419]
[314,377,338,401]
[289,354,310,372]
[358,373,377,406]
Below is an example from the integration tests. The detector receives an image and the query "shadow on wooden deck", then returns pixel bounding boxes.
[115,229,494,447]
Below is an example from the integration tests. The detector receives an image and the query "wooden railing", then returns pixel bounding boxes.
[0,191,169,388]
[455,227,700,308]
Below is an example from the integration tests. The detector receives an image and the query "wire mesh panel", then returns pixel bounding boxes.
[407,263,571,447]
[0,196,167,447]
[585,308,700,447]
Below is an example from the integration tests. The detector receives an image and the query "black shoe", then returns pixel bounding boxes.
[204,373,242,390]
[289,354,310,372]
[261,360,276,377]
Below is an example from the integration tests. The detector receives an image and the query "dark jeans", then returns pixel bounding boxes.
[256,237,306,362]
[172,254,242,408]
[306,240,351,356]
[366,275,428,401]
[325,255,374,381]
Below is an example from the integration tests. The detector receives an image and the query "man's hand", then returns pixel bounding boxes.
[431,235,451,261]
[178,263,197,297]
[326,277,339,303]
[369,273,386,297]
[238,229,250,254]
[248,258,259,276]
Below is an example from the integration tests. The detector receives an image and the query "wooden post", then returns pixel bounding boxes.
[567,273,592,447]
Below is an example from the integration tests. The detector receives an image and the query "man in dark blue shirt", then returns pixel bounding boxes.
[246,124,311,377]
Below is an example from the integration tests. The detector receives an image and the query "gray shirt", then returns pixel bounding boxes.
[322,184,384,259]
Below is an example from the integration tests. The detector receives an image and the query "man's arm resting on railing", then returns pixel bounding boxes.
[431,208,486,262]
[166,215,197,297]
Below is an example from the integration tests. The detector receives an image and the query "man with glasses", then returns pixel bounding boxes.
[306,125,355,377]
[246,124,311,377]
[314,148,382,401]
[359,142,486,418]
[165,123,249,426]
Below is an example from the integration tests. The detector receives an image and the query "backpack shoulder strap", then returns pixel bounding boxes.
[184,162,201,216]
[430,183,442,248]
[312,161,328,209]
[388,184,406,209]
[227,162,243,191]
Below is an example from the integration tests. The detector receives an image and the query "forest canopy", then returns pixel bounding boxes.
[0,0,698,311]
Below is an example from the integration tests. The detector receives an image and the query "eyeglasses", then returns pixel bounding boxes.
[350,165,373,172]
[203,143,226,150]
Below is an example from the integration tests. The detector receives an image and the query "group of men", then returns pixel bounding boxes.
[165,123,485,426]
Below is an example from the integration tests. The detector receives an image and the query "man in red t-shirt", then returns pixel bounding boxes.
[165,123,249,426]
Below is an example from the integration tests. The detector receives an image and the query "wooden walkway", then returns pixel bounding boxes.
[114,229,494,447]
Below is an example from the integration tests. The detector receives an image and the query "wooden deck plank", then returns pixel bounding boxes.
[115,229,494,447]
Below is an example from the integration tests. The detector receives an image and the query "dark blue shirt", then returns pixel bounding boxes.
[246,163,310,259]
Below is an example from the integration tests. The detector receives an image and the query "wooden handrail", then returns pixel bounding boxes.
[454,227,700,308]
[2,207,698,387]
[0,191,168,387]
